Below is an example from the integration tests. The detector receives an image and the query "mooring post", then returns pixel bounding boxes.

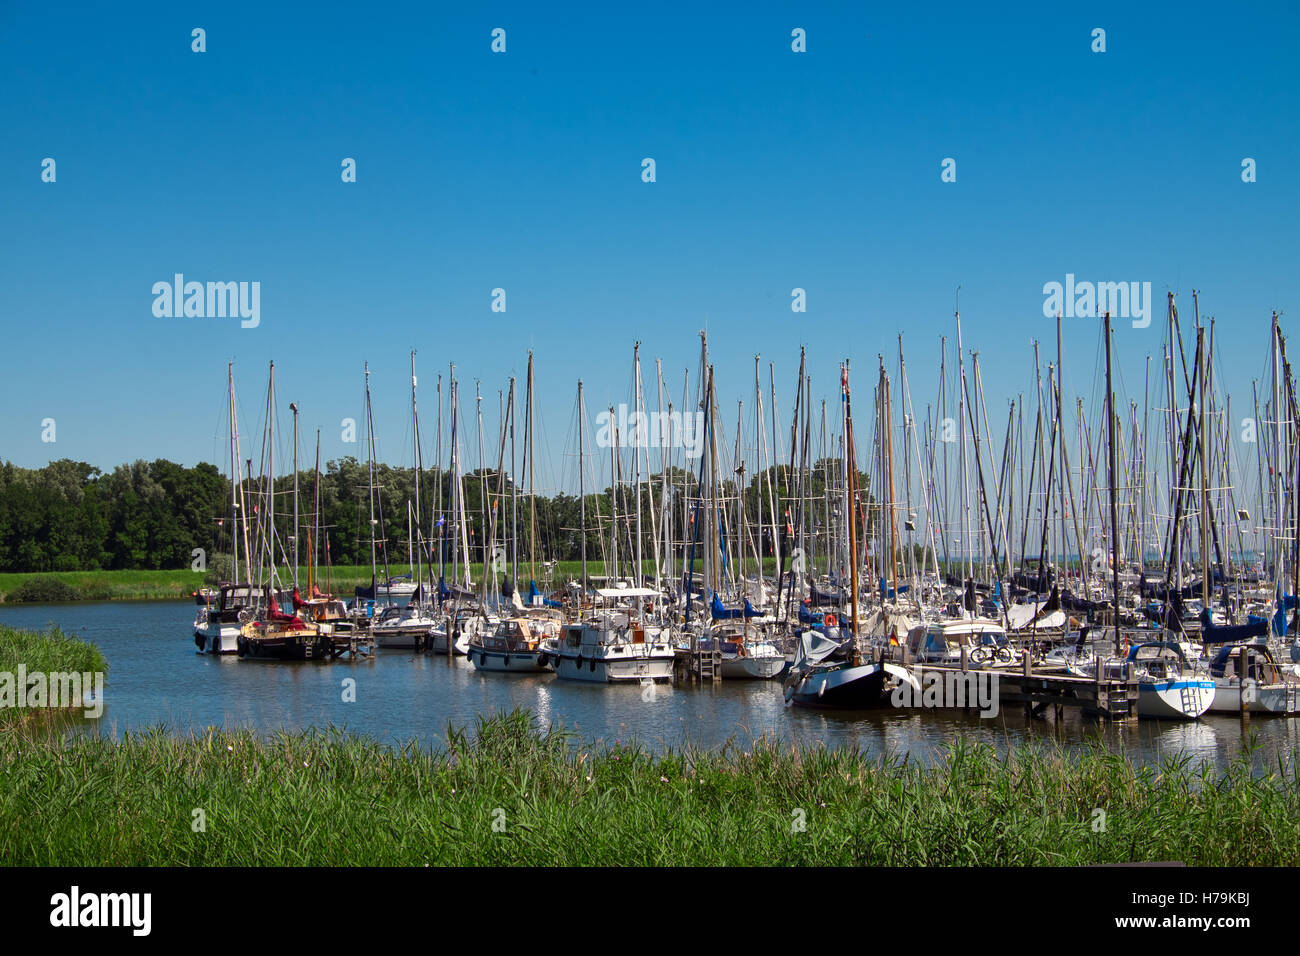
[1095,653,1105,715]
[1239,644,1250,720]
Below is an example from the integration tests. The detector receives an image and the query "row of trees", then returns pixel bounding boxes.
[0,459,225,572]
[0,456,865,575]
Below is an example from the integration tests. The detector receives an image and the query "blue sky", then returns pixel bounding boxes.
[2,1,1297,494]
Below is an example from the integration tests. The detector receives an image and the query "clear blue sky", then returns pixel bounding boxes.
[2,1,1297,492]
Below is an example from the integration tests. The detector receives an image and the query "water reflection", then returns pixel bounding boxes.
[1,600,1297,774]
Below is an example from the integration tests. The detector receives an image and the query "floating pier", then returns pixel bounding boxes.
[878,646,1141,721]
[328,630,375,660]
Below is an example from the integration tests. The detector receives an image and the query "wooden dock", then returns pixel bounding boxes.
[327,630,375,660]
[674,645,722,684]
[877,646,1141,721]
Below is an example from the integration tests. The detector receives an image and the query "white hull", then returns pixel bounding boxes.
[1207,681,1300,715]
[429,629,472,656]
[719,653,786,679]
[553,651,674,683]
[468,646,550,672]
[373,628,432,649]
[1136,680,1215,719]
[195,624,241,654]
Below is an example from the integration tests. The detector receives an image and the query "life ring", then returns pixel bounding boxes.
[824,613,838,627]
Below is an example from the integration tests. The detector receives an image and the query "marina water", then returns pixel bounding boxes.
[4,600,1299,773]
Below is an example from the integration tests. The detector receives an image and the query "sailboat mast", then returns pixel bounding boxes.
[291,400,299,590]
[843,361,861,663]
[579,380,588,594]
[227,362,242,584]
[412,352,423,602]
[508,376,518,590]
[527,352,536,587]
[1104,314,1121,654]
[268,361,276,594]
[1199,323,1211,608]
[633,343,643,588]
[364,362,377,592]
[312,428,320,595]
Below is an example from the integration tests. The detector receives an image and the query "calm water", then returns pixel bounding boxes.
[5,601,1300,771]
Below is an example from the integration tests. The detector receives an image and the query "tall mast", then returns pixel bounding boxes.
[509,376,518,590]
[1104,313,1121,654]
[411,352,424,602]
[843,361,861,662]
[655,357,668,591]
[527,352,537,587]
[312,427,320,596]
[579,380,588,594]
[633,343,643,588]
[268,361,276,594]
[364,362,377,593]
[1274,313,1285,592]
[477,383,487,575]
[291,400,299,590]
[609,404,619,581]
[956,303,972,585]
[1199,323,1211,608]
[227,362,243,584]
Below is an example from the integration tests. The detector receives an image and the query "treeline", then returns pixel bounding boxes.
[0,460,224,572]
[0,457,863,574]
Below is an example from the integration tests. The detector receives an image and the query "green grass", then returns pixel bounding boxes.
[2,709,1296,866]
[0,624,107,676]
[0,570,206,603]
[0,624,107,725]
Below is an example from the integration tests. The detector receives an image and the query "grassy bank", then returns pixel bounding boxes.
[0,570,205,603]
[0,625,107,724]
[0,624,106,676]
[2,710,1295,866]
[0,567,387,603]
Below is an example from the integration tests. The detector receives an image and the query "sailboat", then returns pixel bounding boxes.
[785,361,919,707]
[194,362,254,654]
[237,364,331,662]
[373,357,441,649]
[293,428,356,637]
[547,378,675,682]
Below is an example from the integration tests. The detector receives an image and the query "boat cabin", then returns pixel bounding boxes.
[1208,643,1286,684]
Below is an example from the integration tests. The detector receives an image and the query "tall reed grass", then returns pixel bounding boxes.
[1,709,1294,866]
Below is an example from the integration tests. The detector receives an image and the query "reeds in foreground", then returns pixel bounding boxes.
[1,709,1296,866]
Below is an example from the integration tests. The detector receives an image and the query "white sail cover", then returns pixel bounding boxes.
[792,629,844,669]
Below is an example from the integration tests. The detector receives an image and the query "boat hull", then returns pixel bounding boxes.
[468,646,550,672]
[1136,680,1215,719]
[553,651,674,683]
[237,631,332,661]
[373,627,433,650]
[194,623,240,654]
[428,629,471,656]
[789,663,892,708]
[719,654,787,679]
[1207,681,1300,715]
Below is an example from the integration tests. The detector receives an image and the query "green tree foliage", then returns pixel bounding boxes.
[0,456,871,574]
